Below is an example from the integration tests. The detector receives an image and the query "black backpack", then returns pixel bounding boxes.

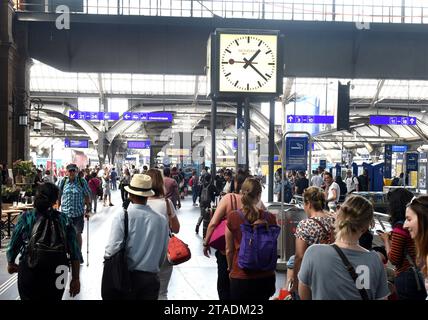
[200,184,211,207]
[26,211,68,270]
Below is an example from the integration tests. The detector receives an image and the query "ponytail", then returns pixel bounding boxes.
[240,178,262,224]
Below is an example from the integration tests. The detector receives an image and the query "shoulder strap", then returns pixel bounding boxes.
[230,194,237,211]
[123,210,129,248]
[331,244,369,300]
[310,218,330,237]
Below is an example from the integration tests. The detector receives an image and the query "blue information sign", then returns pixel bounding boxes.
[69,111,119,121]
[285,137,308,171]
[127,140,151,149]
[287,115,334,124]
[406,153,419,172]
[370,115,417,126]
[64,139,89,148]
[232,139,256,150]
[384,144,392,178]
[319,159,326,170]
[391,145,408,153]
[123,112,173,122]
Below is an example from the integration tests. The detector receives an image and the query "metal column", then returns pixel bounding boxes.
[268,99,275,202]
[210,100,217,176]
[236,100,244,171]
[244,97,250,172]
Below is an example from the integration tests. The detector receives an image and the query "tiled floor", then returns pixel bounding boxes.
[0,189,286,300]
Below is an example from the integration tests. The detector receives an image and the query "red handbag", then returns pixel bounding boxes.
[167,235,191,265]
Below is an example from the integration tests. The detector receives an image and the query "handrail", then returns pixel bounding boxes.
[12,0,428,25]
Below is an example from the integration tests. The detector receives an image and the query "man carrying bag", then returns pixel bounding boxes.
[102,174,170,300]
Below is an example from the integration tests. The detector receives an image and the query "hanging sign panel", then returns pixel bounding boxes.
[122,112,173,122]
[285,137,308,171]
[384,144,392,179]
[127,141,151,149]
[370,115,417,126]
[69,111,120,121]
[64,139,89,148]
[406,153,419,172]
[287,115,334,124]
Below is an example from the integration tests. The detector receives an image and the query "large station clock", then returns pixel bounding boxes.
[208,29,283,101]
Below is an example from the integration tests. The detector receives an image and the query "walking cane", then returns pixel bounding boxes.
[86,215,89,267]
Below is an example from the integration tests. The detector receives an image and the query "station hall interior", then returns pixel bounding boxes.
[1,0,428,301]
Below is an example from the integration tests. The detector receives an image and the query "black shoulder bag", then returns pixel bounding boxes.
[101,210,131,300]
[331,244,370,300]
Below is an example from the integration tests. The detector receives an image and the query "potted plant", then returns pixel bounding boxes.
[13,160,37,184]
[1,185,20,204]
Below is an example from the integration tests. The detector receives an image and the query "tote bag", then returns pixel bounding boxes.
[101,211,131,299]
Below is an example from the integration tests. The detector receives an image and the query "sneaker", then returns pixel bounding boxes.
[109,203,114,206]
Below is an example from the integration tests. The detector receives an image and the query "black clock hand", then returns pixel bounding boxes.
[243,49,261,69]
[243,58,267,81]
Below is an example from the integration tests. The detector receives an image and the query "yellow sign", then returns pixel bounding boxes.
[166,149,190,156]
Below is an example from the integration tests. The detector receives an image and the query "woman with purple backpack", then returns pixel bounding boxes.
[225,178,278,300]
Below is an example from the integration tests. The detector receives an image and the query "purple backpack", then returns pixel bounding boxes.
[237,210,281,271]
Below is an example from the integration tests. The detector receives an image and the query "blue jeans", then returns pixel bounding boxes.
[192,185,199,204]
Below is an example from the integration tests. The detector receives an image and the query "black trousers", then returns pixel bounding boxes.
[120,186,128,203]
[18,261,65,300]
[230,275,276,300]
[215,250,230,300]
[128,271,160,300]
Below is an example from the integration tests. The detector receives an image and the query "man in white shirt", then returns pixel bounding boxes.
[104,174,169,300]
[323,172,340,212]
[310,169,324,187]
[345,169,359,194]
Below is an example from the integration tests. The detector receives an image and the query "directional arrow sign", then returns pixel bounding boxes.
[123,112,132,120]
[69,111,78,119]
[370,115,417,125]
[288,115,294,122]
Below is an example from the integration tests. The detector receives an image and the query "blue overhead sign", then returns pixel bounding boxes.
[406,153,419,172]
[123,112,173,122]
[285,137,308,171]
[64,139,89,148]
[287,115,334,124]
[127,140,151,149]
[370,115,417,126]
[391,145,408,153]
[69,111,119,121]
[319,159,326,170]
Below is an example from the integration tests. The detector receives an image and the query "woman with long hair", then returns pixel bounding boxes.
[6,182,81,300]
[225,178,277,300]
[286,187,335,296]
[403,195,428,297]
[380,188,426,300]
[146,168,180,300]
[203,170,264,300]
[298,195,389,300]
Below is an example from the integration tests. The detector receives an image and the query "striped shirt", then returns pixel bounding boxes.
[7,209,82,263]
[388,222,417,275]
[60,177,91,218]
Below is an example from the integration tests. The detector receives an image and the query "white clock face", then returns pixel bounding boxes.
[219,33,278,94]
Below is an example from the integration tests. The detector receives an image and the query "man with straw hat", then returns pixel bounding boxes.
[104,174,170,300]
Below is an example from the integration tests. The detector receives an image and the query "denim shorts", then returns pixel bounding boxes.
[71,215,85,234]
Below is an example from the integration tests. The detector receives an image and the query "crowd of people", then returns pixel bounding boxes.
[273,166,371,211]
[3,162,428,301]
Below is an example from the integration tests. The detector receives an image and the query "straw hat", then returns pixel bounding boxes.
[124,174,155,197]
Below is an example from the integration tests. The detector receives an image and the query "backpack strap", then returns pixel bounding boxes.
[230,194,237,211]
[403,244,424,291]
[331,244,369,300]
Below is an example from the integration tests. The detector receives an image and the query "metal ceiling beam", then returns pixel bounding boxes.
[369,79,385,109]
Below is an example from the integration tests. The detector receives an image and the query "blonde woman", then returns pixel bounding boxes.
[298,195,389,300]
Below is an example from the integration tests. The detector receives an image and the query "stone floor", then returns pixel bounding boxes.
[0,189,286,300]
